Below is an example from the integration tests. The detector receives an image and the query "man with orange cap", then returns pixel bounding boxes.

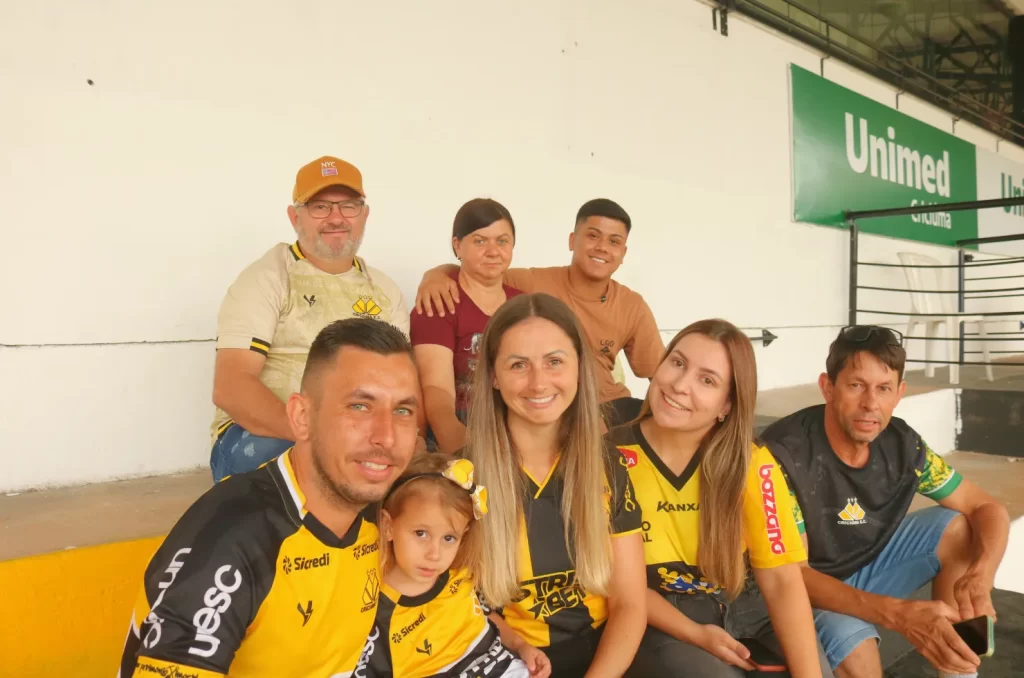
[208,155,414,481]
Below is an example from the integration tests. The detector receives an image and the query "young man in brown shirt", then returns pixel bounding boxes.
[415,198,664,427]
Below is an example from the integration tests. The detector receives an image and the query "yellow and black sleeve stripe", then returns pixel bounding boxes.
[249,337,270,356]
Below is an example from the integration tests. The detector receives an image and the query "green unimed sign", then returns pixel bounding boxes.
[790,64,978,246]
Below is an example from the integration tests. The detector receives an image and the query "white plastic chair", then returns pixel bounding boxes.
[897,251,995,384]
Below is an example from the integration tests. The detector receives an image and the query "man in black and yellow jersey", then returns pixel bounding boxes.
[761,326,1010,678]
[118,318,422,678]
[498,445,642,673]
[210,154,415,482]
[358,568,528,678]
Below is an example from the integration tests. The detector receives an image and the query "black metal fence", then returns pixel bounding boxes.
[846,195,1024,369]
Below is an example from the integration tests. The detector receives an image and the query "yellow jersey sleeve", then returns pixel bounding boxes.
[742,445,807,569]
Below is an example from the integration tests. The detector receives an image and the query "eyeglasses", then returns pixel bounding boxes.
[839,325,904,347]
[297,199,366,219]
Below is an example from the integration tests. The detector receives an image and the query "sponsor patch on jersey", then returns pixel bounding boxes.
[514,570,586,620]
[391,612,426,644]
[353,542,378,561]
[759,463,786,555]
[282,552,331,574]
[617,446,638,468]
[189,565,243,659]
[142,547,191,650]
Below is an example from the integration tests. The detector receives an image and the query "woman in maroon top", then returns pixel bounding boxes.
[410,198,523,453]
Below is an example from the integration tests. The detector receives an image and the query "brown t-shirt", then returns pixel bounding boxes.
[503,266,663,401]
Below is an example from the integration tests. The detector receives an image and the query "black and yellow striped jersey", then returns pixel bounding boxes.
[762,405,965,580]
[607,423,806,597]
[357,568,528,678]
[499,442,642,648]
[118,449,382,678]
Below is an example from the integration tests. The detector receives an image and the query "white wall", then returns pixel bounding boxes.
[3,0,1024,491]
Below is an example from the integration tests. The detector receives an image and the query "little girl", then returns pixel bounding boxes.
[355,454,550,678]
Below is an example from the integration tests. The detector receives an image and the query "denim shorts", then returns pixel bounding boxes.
[814,505,959,669]
[210,423,293,482]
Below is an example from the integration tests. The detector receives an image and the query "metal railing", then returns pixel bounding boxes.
[720,0,1024,149]
[846,195,1024,368]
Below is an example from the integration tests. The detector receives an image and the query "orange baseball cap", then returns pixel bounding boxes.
[292,155,365,203]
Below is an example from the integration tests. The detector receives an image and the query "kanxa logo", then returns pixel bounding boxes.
[416,639,433,656]
[297,601,313,626]
[303,294,316,307]
[657,501,698,513]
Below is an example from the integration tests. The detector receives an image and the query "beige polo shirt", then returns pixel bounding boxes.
[211,241,409,444]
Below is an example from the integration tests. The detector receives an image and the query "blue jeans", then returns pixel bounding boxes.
[814,506,960,670]
[210,423,293,482]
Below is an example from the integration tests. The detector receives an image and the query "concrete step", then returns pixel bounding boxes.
[0,469,211,676]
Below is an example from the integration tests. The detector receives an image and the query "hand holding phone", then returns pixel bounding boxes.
[952,614,994,658]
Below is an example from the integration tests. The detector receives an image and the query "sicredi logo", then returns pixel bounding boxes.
[845,113,951,197]
[188,565,243,659]
[283,552,331,573]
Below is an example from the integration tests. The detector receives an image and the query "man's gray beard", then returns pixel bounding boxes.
[312,232,362,260]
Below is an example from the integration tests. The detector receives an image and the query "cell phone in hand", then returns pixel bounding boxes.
[737,637,787,672]
[952,614,994,658]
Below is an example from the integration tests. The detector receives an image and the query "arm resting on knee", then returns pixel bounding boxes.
[213,349,292,440]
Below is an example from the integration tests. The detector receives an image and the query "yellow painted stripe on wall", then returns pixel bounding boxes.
[0,535,164,676]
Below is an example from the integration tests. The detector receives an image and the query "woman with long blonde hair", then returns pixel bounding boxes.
[464,292,647,678]
[608,319,830,678]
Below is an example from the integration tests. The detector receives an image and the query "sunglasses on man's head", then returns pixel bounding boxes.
[839,325,904,347]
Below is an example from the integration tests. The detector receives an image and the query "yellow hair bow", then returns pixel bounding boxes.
[442,458,489,520]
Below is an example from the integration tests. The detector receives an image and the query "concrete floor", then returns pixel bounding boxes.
[0,468,211,561]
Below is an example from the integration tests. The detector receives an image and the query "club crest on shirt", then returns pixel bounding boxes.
[352,296,382,317]
[837,498,867,525]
